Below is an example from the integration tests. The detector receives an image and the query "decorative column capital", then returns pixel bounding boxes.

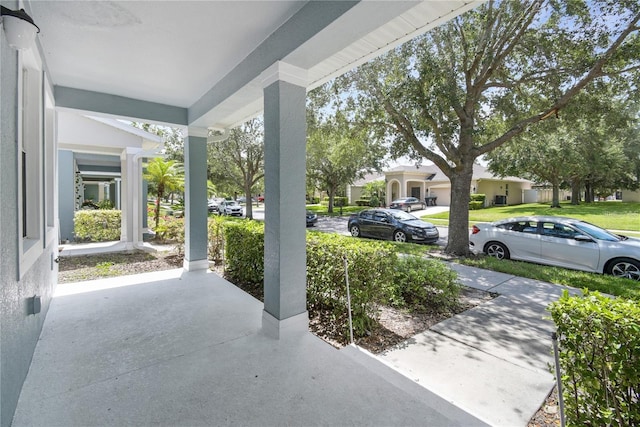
[261,61,308,89]
[187,126,209,138]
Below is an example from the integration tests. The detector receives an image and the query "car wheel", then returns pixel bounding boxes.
[406,206,411,213]
[607,258,640,281]
[350,225,361,238]
[393,230,407,243]
[484,241,510,260]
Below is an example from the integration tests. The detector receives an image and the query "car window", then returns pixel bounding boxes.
[541,222,578,239]
[499,221,538,234]
[359,210,374,220]
[572,221,621,242]
[392,210,418,221]
[373,212,389,222]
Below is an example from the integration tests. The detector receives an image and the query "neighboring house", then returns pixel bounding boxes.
[0,2,481,426]
[57,111,163,244]
[346,172,385,204]
[622,189,640,202]
[376,164,533,207]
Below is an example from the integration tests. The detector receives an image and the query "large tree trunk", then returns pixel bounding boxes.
[550,179,561,208]
[444,164,474,256]
[244,184,253,219]
[327,187,335,213]
[570,179,581,205]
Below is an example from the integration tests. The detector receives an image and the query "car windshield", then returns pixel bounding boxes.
[392,210,419,221]
[572,221,621,242]
[227,201,238,206]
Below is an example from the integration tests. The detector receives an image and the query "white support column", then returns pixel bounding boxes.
[183,127,209,271]
[261,62,309,339]
[120,147,142,250]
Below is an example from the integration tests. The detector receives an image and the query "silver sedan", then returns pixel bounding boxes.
[469,215,640,281]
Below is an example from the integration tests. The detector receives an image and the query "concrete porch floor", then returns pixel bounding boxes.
[12,269,485,426]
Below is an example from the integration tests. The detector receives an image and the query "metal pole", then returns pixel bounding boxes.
[552,332,566,427]
[343,255,354,345]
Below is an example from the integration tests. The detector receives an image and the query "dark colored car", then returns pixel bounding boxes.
[389,197,425,212]
[306,210,318,227]
[347,208,439,243]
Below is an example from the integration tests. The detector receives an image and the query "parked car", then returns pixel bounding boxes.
[218,200,243,217]
[348,208,439,244]
[389,197,425,212]
[469,216,640,281]
[306,210,318,227]
[208,198,223,213]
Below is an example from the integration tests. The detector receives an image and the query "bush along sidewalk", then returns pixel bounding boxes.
[223,221,461,343]
[548,290,640,426]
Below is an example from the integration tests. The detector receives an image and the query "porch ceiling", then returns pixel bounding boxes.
[28,0,481,129]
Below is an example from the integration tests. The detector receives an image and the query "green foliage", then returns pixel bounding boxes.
[74,210,121,242]
[97,199,114,209]
[469,201,484,210]
[306,233,397,340]
[391,256,461,313]
[207,216,226,264]
[223,221,265,285]
[321,196,348,207]
[470,194,486,203]
[153,215,184,252]
[144,157,184,230]
[549,291,640,426]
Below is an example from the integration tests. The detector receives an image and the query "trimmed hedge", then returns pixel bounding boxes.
[469,201,484,210]
[74,210,121,242]
[321,196,348,207]
[306,233,397,339]
[220,221,461,342]
[548,290,640,426]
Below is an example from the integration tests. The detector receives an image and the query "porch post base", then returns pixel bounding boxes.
[182,259,209,272]
[261,310,309,340]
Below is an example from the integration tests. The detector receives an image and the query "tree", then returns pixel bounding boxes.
[131,123,185,163]
[486,91,639,206]
[207,119,264,219]
[306,107,386,213]
[340,0,639,255]
[143,157,184,230]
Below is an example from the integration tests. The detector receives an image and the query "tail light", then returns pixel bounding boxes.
[471,225,481,234]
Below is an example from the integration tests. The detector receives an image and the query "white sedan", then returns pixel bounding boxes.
[469,216,640,281]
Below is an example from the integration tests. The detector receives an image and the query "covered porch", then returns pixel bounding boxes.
[12,269,483,426]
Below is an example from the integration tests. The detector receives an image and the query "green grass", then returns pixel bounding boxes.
[457,255,640,301]
[422,201,640,234]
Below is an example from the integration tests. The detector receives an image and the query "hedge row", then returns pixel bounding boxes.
[549,290,639,426]
[74,210,121,242]
[222,221,461,341]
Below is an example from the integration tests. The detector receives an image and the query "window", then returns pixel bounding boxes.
[18,48,44,276]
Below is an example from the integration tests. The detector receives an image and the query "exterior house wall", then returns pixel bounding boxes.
[1,16,58,427]
[476,180,531,206]
[622,189,640,202]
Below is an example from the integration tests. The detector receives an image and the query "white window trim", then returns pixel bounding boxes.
[44,76,57,247]
[18,47,45,277]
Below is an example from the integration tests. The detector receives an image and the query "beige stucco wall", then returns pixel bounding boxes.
[622,190,640,202]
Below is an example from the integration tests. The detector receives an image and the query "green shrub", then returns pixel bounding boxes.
[207,216,226,265]
[469,201,484,210]
[74,210,121,242]
[548,290,640,426]
[321,196,348,207]
[223,221,265,285]
[392,256,461,313]
[97,199,114,209]
[356,199,370,206]
[153,215,185,248]
[306,233,397,340]
[470,194,486,202]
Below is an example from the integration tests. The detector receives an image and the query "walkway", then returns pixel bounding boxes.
[375,263,581,426]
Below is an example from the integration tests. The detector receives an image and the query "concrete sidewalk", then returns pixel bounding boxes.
[372,263,582,426]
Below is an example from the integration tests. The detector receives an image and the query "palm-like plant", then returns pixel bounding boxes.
[144,157,184,230]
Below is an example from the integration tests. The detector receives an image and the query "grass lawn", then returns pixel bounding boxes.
[422,201,640,235]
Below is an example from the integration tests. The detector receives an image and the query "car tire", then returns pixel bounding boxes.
[407,206,411,213]
[484,241,510,260]
[606,258,640,281]
[350,225,361,238]
[393,230,407,243]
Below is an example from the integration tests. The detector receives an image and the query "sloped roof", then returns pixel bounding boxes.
[384,163,531,183]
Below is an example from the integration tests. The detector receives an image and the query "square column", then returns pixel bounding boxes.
[262,62,309,339]
[183,127,209,271]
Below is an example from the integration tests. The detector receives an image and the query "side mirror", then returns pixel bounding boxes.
[574,235,594,243]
